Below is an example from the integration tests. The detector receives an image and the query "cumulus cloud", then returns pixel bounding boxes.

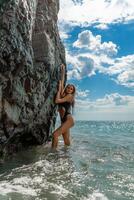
[105,54,134,88]
[95,23,109,30]
[67,51,134,88]
[78,56,95,77]
[73,30,101,50]
[75,92,134,120]
[76,91,133,109]
[76,88,90,99]
[117,70,134,88]
[67,68,81,80]
[58,21,74,40]
[73,30,118,56]
[66,52,96,80]
[96,93,131,106]
[59,31,69,39]
[84,93,132,108]
[59,0,134,28]
[65,30,118,80]
[66,29,134,88]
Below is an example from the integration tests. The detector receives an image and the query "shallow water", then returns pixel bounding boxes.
[0,121,134,200]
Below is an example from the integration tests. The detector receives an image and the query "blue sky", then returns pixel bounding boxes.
[58,0,134,121]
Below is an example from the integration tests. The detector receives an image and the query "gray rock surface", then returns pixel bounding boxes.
[0,0,65,155]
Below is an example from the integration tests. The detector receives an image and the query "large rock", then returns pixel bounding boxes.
[0,0,65,155]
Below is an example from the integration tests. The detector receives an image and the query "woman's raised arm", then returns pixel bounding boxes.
[60,64,66,96]
[55,93,73,104]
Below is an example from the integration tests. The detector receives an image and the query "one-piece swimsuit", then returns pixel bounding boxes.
[59,102,71,123]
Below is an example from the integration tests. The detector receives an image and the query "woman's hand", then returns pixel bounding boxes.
[60,64,65,76]
[61,63,65,69]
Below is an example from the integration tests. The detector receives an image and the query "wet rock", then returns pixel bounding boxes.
[0,0,65,155]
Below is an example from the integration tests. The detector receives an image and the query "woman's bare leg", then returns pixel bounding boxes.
[52,115,74,149]
[62,129,70,146]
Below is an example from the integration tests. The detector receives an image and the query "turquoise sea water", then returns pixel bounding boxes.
[0,121,134,200]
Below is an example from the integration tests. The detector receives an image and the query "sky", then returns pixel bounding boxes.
[58,0,134,121]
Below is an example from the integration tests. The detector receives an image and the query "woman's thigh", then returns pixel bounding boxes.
[62,129,70,140]
[61,115,74,131]
[56,115,74,137]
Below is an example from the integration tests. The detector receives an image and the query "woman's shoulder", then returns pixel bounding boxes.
[65,94,74,102]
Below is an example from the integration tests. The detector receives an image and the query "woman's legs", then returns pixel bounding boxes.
[52,115,74,149]
[62,129,70,146]
[59,109,70,145]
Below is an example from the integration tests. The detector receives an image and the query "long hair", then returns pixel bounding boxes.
[64,84,76,113]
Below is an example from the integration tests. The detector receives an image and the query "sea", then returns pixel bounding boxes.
[0,120,134,200]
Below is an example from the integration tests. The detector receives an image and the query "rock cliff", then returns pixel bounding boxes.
[0,0,65,155]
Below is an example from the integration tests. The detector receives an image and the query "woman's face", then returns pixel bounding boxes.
[66,85,75,94]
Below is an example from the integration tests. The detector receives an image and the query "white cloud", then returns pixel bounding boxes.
[106,55,134,75]
[59,31,69,39]
[59,0,134,28]
[96,93,131,106]
[66,52,96,80]
[73,30,118,56]
[58,21,74,40]
[66,50,79,67]
[75,92,134,120]
[73,30,101,50]
[78,56,95,77]
[76,88,90,99]
[76,92,133,109]
[117,70,134,88]
[100,41,118,56]
[68,68,81,80]
[67,51,134,88]
[105,54,134,88]
[95,23,109,30]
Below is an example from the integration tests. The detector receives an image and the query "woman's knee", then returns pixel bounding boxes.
[53,131,59,139]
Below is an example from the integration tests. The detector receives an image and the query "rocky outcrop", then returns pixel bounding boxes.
[0,0,65,155]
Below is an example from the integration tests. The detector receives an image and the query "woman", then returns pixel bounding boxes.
[52,64,75,149]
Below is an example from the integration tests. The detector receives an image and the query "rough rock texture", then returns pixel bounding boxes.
[0,0,65,155]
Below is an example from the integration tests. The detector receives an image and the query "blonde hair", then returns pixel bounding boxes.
[64,84,76,111]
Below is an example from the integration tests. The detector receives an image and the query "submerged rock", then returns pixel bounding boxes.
[0,0,65,155]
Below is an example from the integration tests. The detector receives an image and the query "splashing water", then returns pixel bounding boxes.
[0,121,134,200]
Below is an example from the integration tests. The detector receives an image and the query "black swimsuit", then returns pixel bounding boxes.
[59,102,71,123]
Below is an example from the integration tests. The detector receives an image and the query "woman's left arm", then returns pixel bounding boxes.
[55,81,62,100]
[55,93,73,104]
[60,64,66,96]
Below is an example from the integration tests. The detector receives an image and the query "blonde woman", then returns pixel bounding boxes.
[52,64,76,149]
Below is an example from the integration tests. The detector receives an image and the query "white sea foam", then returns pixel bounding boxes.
[50,183,70,197]
[0,180,37,196]
[0,159,52,197]
[83,191,109,200]
[96,158,105,163]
